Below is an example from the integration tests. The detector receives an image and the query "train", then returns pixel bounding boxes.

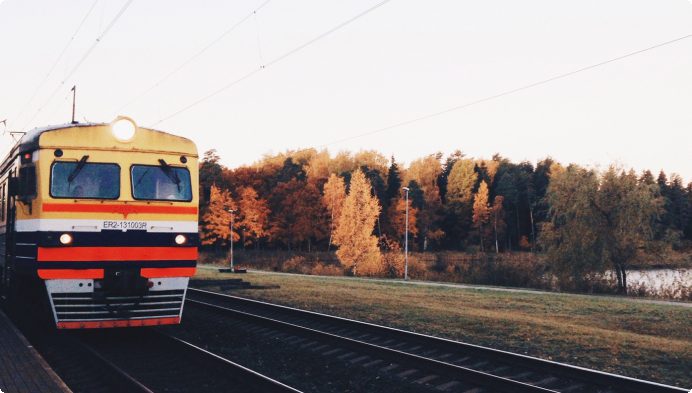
[0,117,199,328]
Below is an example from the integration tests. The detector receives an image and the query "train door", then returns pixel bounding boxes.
[0,167,16,296]
[0,179,7,277]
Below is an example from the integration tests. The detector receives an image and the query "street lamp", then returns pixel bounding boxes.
[227,208,237,272]
[402,187,410,281]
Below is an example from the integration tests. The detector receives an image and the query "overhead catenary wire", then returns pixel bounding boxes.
[253,9,265,66]
[10,0,99,129]
[316,33,692,149]
[151,0,393,127]
[116,0,272,115]
[21,0,135,131]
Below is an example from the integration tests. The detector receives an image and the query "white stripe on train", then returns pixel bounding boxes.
[15,219,197,233]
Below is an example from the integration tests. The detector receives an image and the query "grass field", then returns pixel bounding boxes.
[193,266,692,388]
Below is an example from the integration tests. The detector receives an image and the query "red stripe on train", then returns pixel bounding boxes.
[42,203,197,216]
[141,267,196,277]
[57,317,181,329]
[38,269,105,279]
[37,246,198,262]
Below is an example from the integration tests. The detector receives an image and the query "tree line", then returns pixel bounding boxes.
[199,148,692,291]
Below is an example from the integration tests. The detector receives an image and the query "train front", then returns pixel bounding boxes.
[16,118,199,328]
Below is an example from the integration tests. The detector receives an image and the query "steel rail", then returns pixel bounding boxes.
[78,327,303,393]
[154,330,304,393]
[188,297,557,393]
[74,338,155,393]
[187,287,688,393]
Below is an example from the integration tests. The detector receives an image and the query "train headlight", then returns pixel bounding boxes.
[174,234,187,245]
[111,117,137,142]
[59,233,73,245]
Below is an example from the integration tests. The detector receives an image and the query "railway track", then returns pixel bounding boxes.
[186,287,688,393]
[16,314,301,393]
[76,328,302,393]
[13,316,152,393]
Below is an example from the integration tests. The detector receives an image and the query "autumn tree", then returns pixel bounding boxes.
[686,182,692,242]
[333,169,382,276]
[444,158,477,248]
[199,149,224,206]
[491,195,506,253]
[599,168,662,292]
[406,154,445,250]
[360,165,387,240]
[438,150,464,203]
[380,157,403,239]
[276,158,306,183]
[236,186,270,249]
[541,165,662,292]
[322,174,346,250]
[447,159,477,206]
[493,160,534,251]
[639,169,655,186]
[472,181,490,252]
[272,179,327,251]
[353,150,389,175]
[530,157,554,248]
[663,174,689,248]
[387,193,418,243]
[200,184,238,248]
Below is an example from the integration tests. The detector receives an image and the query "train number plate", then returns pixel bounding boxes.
[102,220,148,231]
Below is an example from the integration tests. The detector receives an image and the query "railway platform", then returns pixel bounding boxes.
[0,310,71,393]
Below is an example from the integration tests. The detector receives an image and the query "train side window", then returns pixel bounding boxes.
[18,166,37,200]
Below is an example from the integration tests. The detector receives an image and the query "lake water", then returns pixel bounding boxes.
[605,268,691,299]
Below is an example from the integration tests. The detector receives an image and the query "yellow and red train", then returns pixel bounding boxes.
[0,117,198,328]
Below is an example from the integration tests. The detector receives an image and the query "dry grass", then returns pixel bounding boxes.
[193,267,692,388]
[201,250,692,299]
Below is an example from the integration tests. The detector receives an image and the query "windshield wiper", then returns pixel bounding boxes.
[158,159,181,190]
[134,168,151,187]
[67,155,89,183]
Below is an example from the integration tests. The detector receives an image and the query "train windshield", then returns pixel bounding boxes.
[131,164,192,201]
[51,162,120,199]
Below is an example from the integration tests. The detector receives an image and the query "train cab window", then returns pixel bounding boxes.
[131,164,192,201]
[50,162,120,199]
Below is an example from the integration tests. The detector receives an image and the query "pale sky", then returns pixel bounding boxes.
[1,0,691,181]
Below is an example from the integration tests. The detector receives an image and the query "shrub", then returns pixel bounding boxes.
[282,256,311,274]
[406,254,428,279]
[311,263,344,276]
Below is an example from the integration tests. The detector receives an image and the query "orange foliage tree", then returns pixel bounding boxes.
[273,179,327,251]
[237,186,271,249]
[491,195,506,253]
[322,174,346,250]
[333,169,382,276]
[200,184,238,248]
[387,195,418,243]
[406,154,445,249]
[472,181,491,252]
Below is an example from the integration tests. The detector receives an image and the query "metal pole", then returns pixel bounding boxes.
[230,212,235,272]
[70,85,77,124]
[403,187,409,281]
